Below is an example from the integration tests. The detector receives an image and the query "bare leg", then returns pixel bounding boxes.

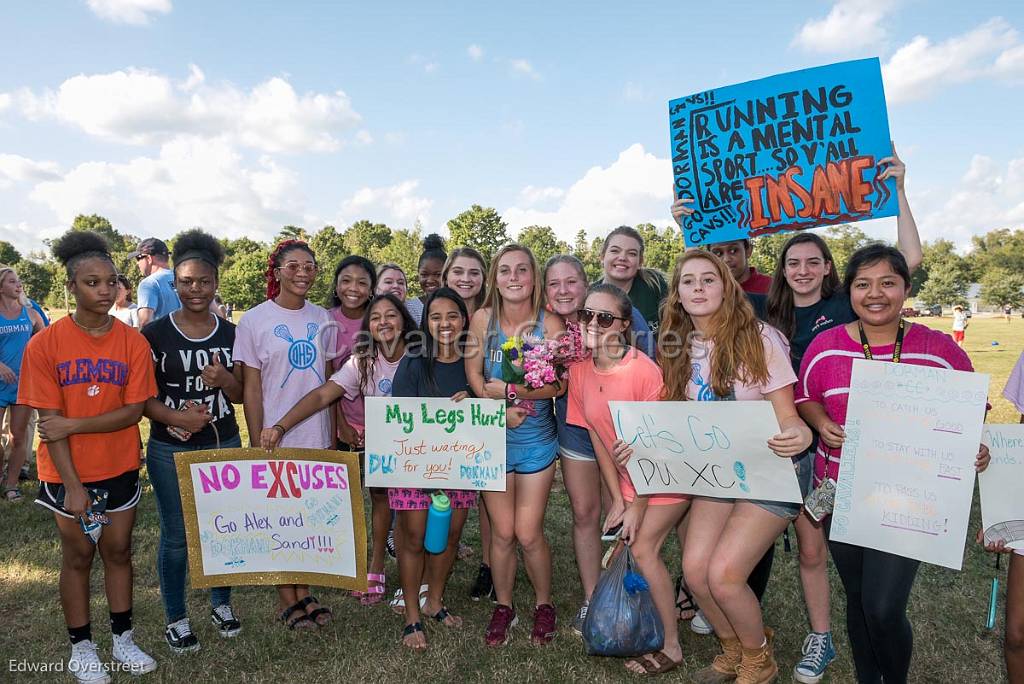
[423,508,469,626]
[479,497,492,566]
[396,510,428,648]
[682,498,735,638]
[707,502,789,648]
[483,478,518,607]
[624,501,689,674]
[513,466,556,606]
[369,487,391,576]
[795,511,831,633]
[96,507,137,613]
[55,513,98,628]
[1007,553,1024,683]
[560,455,602,599]
[3,406,30,491]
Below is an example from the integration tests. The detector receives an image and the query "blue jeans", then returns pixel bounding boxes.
[147,435,241,623]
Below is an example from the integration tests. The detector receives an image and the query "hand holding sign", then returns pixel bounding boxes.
[877,142,906,191]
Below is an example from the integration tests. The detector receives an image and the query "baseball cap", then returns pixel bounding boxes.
[132,237,169,259]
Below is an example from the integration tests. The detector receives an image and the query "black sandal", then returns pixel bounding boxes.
[279,601,316,630]
[402,622,426,650]
[428,606,462,628]
[299,595,333,626]
[674,575,697,621]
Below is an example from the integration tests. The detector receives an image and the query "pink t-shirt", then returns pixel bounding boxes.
[233,299,335,449]
[687,324,796,401]
[329,306,364,370]
[796,322,974,484]
[329,352,402,431]
[1004,351,1024,415]
[566,353,685,505]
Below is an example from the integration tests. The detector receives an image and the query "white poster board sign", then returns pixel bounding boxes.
[612,401,802,503]
[364,397,507,491]
[831,360,989,570]
[177,448,366,590]
[980,424,1024,550]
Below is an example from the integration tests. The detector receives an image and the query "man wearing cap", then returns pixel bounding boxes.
[134,237,180,328]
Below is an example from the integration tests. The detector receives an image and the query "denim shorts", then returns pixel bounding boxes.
[746,451,812,521]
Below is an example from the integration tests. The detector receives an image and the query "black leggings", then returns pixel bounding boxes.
[828,537,920,684]
[747,542,775,603]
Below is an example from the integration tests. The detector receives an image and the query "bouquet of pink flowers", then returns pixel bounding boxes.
[501,325,586,391]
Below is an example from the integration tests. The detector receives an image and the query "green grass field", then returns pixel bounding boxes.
[1,315,1021,683]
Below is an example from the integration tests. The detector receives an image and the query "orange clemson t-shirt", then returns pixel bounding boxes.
[18,316,156,484]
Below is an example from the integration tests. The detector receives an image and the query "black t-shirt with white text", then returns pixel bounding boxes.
[790,291,856,372]
[142,314,240,446]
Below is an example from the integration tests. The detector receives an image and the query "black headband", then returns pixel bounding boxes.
[175,250,219,269]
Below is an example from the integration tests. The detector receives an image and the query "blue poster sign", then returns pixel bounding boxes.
[668,58,897,247]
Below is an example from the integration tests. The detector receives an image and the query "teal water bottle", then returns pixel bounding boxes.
[424,491,452,554]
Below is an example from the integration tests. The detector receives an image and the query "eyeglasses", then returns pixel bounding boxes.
[278,262,318,275]
[578,308,628,328]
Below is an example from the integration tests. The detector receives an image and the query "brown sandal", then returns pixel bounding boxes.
[625,651,682,676]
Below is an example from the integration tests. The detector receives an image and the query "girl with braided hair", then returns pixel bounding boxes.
[233,239,336,630]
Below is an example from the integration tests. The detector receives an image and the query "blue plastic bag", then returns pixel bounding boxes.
[582,546,664,656]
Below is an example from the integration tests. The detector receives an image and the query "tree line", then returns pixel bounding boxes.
[1,210,1021,312]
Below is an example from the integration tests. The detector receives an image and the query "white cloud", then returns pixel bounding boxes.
[517,185,565,206]
[86,0,171,25]
[408,54,439,74]
[792,0,894,53]
[26,136,305,243]
[0,154,62,188]
[353,129,374,145]
[0,92,11,113]
[9,66,361,153]
[1,222,65,257]
[995,43,1024,78]
[504,144,673,242]
[509,59,541,80]
[918,154,1024,248]
[467,44,484,61]
[623,81,645,102]
[883,18,1020,103]
[337,180,433,229]
[423,62,439,74]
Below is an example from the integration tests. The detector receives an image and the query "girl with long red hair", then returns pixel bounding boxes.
[630,250,811,683]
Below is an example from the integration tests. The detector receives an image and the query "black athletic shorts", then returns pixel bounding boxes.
[35,469,141,519]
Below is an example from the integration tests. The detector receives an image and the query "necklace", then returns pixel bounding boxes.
[72,312,113,333]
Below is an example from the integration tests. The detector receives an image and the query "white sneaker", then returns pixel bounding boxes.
[112,629,158,675]
[690,609,715,635]
[68,640,111,684]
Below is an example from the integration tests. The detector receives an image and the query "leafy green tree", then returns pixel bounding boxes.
[516,225,569,270]
[0,241,21,265]
[636,223,684,274]
[822,224,872,276]
[912,239,969,298]
[307,225,349,307]
[71,214,130,252]
[221,236,265,261]
[967,229,1024,279]
[981,268,1024,310]
[748,232,789,278]
[219,250,269,310]
[276,225,308,242]
[17,260,52,303]
[373,228,424,296]
[343,220,392,257]
[447,205,509,255]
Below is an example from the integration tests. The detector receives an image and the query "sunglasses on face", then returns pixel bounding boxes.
[279,262,318,275]
[578,308,628,328]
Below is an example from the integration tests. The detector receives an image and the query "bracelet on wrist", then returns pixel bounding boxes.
[272,424,286,435]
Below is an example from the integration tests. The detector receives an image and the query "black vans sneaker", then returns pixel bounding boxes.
[165,618,200,654]
[469,563,495,602]
[211,604,242,638]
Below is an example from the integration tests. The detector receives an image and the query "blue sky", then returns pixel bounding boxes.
[1,0,1022,254]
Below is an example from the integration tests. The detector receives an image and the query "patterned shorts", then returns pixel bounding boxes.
[387,487,478,511]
